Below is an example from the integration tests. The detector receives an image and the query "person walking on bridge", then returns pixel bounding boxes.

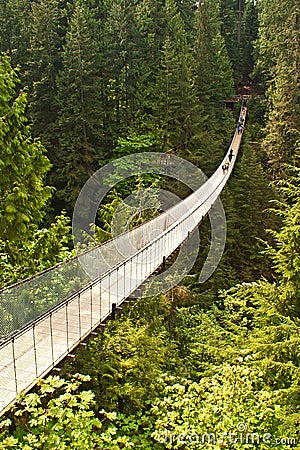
[222,163,229,174]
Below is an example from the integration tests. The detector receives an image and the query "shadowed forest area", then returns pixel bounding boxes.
[0,0,300,448]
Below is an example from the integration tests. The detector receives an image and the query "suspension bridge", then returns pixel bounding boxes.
[0,106,246,416]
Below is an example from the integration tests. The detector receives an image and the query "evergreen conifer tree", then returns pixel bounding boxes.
[153,0,199,155]
[240,0,258,81]
[220,0,243,83]
[256,0,300,177]
[192,0,234,172]
[56,0,104,206]
[0,55,71,286]
[0,55,52,244]
[0,0,31,68]
[224,144,275,281]
[28,0,63,150]
[103,0,141,144]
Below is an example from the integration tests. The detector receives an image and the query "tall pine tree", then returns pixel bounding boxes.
[0,0,31,69]
[256,0,300,178]
[56,0,104,206]
[28,0,64,150]
[103,0,142,145]
[0,55,52,244]
[153,0,199,155]
[192,0,235,173]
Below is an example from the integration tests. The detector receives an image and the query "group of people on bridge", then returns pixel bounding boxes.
[222,148,234,174]
[222,106,246,175]
[237,112,245,134]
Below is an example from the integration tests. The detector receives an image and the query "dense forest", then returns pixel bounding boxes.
[0,0,300,448]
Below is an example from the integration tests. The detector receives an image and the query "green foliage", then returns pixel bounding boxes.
[103,0,141,138]
[220,0,242,83]
[0,55,52,244]
[0,0,31,68]
[224,143,275,281]
[113,133,160,158]
[1,0,253,208]
[0,55,71,288]
[93,190,124,243]
[195,0,234,107]
[153,0,199,155]
[192,0,235,173]
[0,213,71,288]
[94,168,162,244]
[28,0,63,149]
[56,0,104,207]
[262,167,300,315]
[240,0,259,81]
[63,314,178,414]
[171,304,242,378]
[255,0,300,176]
[221,282,300,443]
[0,375,134,449]
[150,368,280,449]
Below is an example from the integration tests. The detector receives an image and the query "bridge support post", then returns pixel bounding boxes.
[162,256,166,270]
[111,303,116,320]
